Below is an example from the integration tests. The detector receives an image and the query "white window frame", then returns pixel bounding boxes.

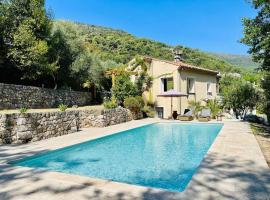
[187,77,195,94]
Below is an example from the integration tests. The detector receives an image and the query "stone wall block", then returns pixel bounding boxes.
[0,83,92,109]
[0,107,132,144]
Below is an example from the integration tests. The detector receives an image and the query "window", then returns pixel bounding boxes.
[207,82,212,96]
[187,78,195,93]
[161,78,174,92]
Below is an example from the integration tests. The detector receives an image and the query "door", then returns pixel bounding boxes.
[156,107,164,119]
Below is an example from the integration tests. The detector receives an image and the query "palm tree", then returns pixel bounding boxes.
[206,99,221,119]
[188,100,202,118]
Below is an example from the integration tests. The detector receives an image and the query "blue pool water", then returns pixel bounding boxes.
[14,123,223,192]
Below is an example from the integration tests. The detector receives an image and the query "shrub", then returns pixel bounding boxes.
[58,104,68,112]
[222,79,260,118]
[103,97,117,109]
[206,99,221,119]
[111,74,138,104]
[19,107,28,114]
[188,100,202,118]
[135,96,145,108]
[124,96,144,119]
[142,106,155,118]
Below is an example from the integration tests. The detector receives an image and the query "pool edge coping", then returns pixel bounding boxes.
[1,119,269,199]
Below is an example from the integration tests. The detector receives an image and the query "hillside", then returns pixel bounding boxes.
[210,53,259,70]
[53,20,244,73]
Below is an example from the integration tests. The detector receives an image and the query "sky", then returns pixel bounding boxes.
[45,0,257,55]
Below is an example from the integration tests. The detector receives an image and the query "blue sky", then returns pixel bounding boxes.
[46,0,256,55]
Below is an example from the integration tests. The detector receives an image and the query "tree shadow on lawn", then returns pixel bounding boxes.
[0,150,269,200]
[250,122,270,138]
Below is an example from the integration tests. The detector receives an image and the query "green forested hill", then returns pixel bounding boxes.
[210,53,259,70]
[53,20,244,73]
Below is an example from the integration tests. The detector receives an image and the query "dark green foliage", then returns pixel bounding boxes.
[174,46,242,73]
[142,106,155,118]
[103,97,117,109]
[124,96,144,119]
[260,73,270,120]
[53,20,173,64]
[1,0,53,79]
[47,29,73,89]
[205,99,220,119]
[112,75,138,104]
[241,0,270,71]
[241,0,270,119]
[54,20,242,73]
[0,1,258,98]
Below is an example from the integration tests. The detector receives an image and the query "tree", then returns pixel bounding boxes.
[241,0,270,120]
[124,96,144,119]
[188,100,202,118]
[111,74,138,105]
[71,51,115,97]
[241,0,270,71]
[1,0,54,79]
[47,29,73,89]
[260,73,270,120]
[105,65,127,88]
[222,79,260,118]
[206,99,221,119]
[128,56,153,95]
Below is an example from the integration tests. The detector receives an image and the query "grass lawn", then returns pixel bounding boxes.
[250,123,270,168]
[0,105,104,114]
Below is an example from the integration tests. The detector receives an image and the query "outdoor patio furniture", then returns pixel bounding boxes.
[198,108,211,122]
[178,109,194,121]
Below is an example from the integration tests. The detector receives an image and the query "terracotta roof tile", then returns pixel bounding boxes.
[143,56,219,75]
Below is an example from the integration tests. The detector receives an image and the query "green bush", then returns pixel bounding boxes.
[135,96,145,108]
[112,75,138,104]
[142,106,155,118]
[188,100,202,118]
[58,104,68,112]
[206,99,221,119]
[19,107,28,114]
[124,96,144,119]
[103,97,117,109]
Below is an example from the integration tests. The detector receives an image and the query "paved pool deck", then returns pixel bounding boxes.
[0,119,269,200]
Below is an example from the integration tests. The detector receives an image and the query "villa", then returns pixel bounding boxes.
[2,0,270,198]
[132,53,220,119]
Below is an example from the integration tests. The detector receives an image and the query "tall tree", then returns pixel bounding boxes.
[241,0,270,70]
[241,0,270,119]
[0,0,55,80]
[222,78,260,118]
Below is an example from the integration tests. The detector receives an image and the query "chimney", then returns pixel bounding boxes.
[173,49,183,62]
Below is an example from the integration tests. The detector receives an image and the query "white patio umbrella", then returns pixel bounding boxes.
[158,89,187,117]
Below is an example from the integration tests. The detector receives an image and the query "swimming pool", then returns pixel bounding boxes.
[14,122,223,192]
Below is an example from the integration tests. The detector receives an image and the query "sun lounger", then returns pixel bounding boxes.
[198,108,211,122]
[178,109,194,121]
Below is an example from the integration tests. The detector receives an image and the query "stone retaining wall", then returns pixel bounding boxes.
[0,107,132,144]
[83,107,133,127]
[0,83,92,109]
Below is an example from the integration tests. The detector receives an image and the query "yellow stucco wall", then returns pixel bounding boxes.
[146,60,218,118]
